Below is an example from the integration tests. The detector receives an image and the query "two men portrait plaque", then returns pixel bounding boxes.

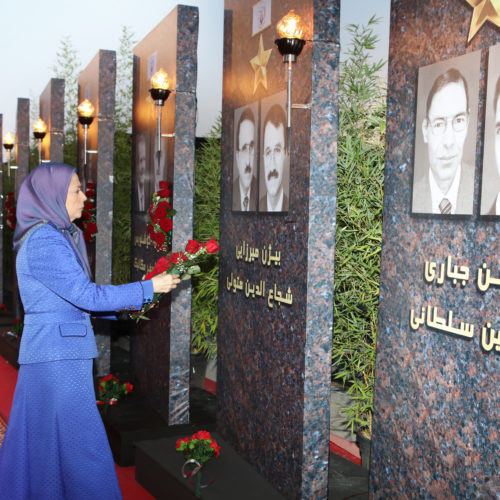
[412,51,480,216]
[232,90,290,213]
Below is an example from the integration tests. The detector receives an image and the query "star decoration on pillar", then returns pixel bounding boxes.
[250,35,272,94]
[465,0,500,42]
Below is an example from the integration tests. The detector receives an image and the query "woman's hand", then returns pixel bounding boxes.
[151,272,181,294]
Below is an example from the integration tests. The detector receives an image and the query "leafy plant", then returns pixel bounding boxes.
[191,118,221,358]
[332,17,386,438]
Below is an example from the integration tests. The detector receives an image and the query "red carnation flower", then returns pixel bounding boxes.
[168,251,187,264]
[185,240,201,254]
[204,238,219,254]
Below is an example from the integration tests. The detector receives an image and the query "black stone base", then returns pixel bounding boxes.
[100,391,216,467]
[0,332,20,369]
[135,432,285,500]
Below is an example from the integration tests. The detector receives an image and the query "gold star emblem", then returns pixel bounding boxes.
[465,0,500,42]
[250,35,272,94]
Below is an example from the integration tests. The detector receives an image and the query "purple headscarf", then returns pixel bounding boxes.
[13,162,92,278]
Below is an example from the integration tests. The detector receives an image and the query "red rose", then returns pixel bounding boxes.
[157,188,170,198]
[85,190,95,199]
[125,382,133,393]
[98,385,104,391]
[159,181,169,189]
[84,201,93,209]
[204,238,219,254]
[101,374,114,383]
[147,224,154,234]
[87,183,95,189]
[151,231,165,247]
[83,232,92,243]
[86,222,98,234]
[151,203,167,222]
[81,210,91,221]
[5,200,11,208]
[159,218,173,232]
[185,240,201,254]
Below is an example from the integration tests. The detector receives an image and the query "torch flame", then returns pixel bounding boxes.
[276,10,305,39]
[3,132,14,146]
[78,99,95,118]
[33,118,47,134]
[151,68,170,90]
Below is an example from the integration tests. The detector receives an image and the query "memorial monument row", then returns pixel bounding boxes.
[0,0,498,498]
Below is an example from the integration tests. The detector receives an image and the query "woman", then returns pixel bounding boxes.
[0,162,180,499]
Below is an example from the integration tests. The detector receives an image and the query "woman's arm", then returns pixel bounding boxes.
[25,224,172,312]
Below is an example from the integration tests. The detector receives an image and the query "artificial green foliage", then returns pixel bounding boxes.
[332,17,386,438]
[191,118,221,358]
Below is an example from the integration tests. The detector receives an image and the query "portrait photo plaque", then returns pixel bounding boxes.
[480,43,500,216]
[258,90,289,213]
[232,101,259,212]
[412,50,480,216]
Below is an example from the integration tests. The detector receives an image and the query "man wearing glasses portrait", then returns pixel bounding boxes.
[233,106,258,212]
[413,68,474,215]
[259,103,289,212]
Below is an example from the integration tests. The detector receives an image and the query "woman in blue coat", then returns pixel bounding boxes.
[0,163,180,499]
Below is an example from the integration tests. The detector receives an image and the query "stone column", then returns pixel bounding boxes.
[130,5,199,424]
[39,78,65,163]
[371,1,498,497]
[217,2,339,498]
[78,50,116,376]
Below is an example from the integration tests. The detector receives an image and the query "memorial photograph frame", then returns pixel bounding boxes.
[258,90,290,213]
[232,101,259,212]
[480,43,500,216]
[411,50,481,216]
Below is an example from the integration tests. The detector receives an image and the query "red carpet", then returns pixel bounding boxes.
[0,356,154,500]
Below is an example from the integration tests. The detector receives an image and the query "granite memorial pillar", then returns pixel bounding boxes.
[130,5,198,424]
[371,1,499,497]
[218,1,339,498]
[15,98,30,195]
[78,50,117,376]
[0,114,3,304]
[39,78,65,163]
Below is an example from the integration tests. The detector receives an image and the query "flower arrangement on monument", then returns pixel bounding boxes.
[5,192,16,230]
[130,181,219,322]
[176,430,220,497]
[77,182,98,243]
[96,374,133,413]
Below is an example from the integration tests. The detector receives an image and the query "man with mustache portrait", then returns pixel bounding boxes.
[260,103,289,212]
[233,106,258,211]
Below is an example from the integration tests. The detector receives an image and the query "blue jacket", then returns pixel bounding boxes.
[16,223,153,364]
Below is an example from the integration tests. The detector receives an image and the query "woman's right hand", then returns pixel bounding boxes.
[151,272,181,294]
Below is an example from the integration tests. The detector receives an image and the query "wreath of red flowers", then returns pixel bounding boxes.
[77,183,98,243]
[5,192,16,230]
[147,181,176,252]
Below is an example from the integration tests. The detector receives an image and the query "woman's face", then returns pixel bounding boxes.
[65,173,87,222]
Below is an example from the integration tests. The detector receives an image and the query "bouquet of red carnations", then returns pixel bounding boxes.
[176,430,220,497]
[130,237,219,322]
